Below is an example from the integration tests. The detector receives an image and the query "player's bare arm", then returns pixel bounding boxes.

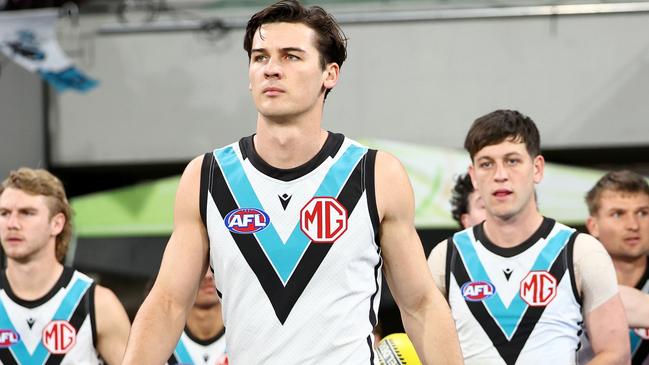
[95,285,130,365]
[121,155,210,364]
[375,151,463,365]
[585,295,630,365]
[576,234,630,365]
[619,285,649,328]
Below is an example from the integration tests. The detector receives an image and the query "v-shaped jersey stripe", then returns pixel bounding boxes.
[0,277,92,364]
[453,228,572,339]
[172,339,194,365]
[215,143,367,284]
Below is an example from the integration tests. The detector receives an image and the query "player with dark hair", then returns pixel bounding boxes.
[122,1,462,364]
[429,110,629,364]
[450,173,486,229]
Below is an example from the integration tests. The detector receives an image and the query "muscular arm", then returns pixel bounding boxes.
[376,151,462,365]
[575,234,630,365]
[95,285,130,365]
[619,285,649,328]
[121,156,210,364]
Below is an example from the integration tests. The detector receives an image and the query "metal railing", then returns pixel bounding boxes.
[97,1,649,34]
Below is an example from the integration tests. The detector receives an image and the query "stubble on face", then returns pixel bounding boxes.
[0,189,56,263]
[591,191,649,262]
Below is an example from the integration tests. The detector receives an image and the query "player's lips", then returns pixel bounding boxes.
[623,236,642,245]
[200,284,217,294]
[263,86,285,96]
[492,189,512,198]
[3,236,24,244]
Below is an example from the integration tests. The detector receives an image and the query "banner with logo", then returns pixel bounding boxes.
[0,9,97,92]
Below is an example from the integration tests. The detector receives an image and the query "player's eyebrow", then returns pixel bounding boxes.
[251,47,306,54]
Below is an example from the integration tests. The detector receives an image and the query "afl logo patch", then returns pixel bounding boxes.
[225,208,270,234]
[461,281,496,302]
[0,329,20,348]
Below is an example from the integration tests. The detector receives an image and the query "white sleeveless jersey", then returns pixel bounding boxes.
[0,267,101,365]
[200,133,382,364]
[168,328,227,365]
[446,218,583,365]
[577,260,649,365]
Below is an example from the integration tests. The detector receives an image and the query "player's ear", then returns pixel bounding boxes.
[50,212,65,237]
[322,62,339,90]
[532,155,544,184]
[585,215,599,237]
[468,165,477,190]
[460,214,470,230]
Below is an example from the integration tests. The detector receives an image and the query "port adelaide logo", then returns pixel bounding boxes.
[461,281,496,302]
[225,208,270,234]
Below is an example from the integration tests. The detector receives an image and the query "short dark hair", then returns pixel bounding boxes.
[450,173,474,228]
[243,0,348,99]
[585,170,649,215]
[464,109,541,160]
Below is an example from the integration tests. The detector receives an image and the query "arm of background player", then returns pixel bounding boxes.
[575,234,630,365]
[619,285,649,328]
[121,156,210,364]
[427,241,448,298]
[95,285,131,364]
[375,151,463,365]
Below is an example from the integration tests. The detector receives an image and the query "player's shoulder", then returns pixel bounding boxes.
[93,284,127,316]
[572,232,606,252]
[373,150,408,185]
[67,267,95,285]
[184,139,243,176]
[546,220,606,254]
[428,239,448,264]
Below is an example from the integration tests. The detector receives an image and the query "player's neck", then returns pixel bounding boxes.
[5,256,64,301]
[186,305,224,340]
[253,121,328,169]
[483,204,544,248]
[613,255,647,287]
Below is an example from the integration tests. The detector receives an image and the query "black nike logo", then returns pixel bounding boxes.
[27,318,35,329]
[503,268,513,281]
[278,193,292,210]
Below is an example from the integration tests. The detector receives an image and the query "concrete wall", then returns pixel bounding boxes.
[0,60,46,178]
[38,8,649,165]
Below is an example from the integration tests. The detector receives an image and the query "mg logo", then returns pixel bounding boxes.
[520,271,557,306]
[634,328,649,340]
[42,320,76,354]
[300,197,347,243]
[215,354,229,365]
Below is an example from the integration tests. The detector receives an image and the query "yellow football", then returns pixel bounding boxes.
[376,333,422,365]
